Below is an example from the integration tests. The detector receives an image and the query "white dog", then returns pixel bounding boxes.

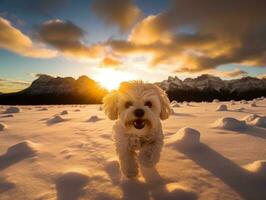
[103,81,171,178]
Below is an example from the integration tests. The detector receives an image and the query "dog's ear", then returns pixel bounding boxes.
[155,85,171,120]
[103,90,119,120]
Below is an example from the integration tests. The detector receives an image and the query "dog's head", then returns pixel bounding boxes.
[103,81,171,135]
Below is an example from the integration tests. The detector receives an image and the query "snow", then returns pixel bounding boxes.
[243,114,259,122]
[47,115,68,125]
[230,100,236,105]
[235,107,245,112]
[243,114,266,128]
[2,140,38,158]
[0,114,14,118]
[60,110,68,115]
[244,160,266,177]
[87,115,102,122]
[164,182,197,199]
[250,101,257,107]
[240,100,248,104]
[38,107,48,111]
[170,101,180,108]
[55,171,89,200]
[3,106,20,114]
[182,101,190,106]
[0,123,7,131]
[216,104,228,111]
[167,127,201,148]
[0,99,266,200]
[0,176,16,193]
[247,116,266,128]
[98,106,103,111]
[212,117,247,131]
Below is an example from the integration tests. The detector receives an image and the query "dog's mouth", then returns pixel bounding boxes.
[133,119,146,129]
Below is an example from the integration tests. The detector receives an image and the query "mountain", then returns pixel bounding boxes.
[0,74,265,105]
[156,75,266,102]
[0,75,108,105]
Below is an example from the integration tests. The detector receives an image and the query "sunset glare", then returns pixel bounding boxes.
[95,69,135,90]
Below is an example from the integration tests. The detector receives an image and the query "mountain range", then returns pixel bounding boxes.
[0,74,107,104]
[0,74,265,104]
[156,74,266,101]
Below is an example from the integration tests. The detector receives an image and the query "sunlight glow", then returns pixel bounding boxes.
[95,69,136,90]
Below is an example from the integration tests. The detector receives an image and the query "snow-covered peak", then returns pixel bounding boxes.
[184,74,225,91]
[157,75,266,93]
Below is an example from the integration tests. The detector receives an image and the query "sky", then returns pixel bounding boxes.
[0,0,266,92]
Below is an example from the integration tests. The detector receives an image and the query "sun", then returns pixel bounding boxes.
[95,69,135,90]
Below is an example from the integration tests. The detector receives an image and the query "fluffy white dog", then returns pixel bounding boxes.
[103,81,171,178]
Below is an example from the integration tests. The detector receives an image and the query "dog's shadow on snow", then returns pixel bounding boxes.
[175,143,266,200]
[105,159,197,200]
[120,166,197,200]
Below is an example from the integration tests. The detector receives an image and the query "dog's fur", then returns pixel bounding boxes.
[103,81,171,178]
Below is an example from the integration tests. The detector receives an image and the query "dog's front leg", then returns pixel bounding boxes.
[118,149,139,178]
[138,140,163,168]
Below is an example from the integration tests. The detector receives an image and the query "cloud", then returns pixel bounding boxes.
[92,0,142,31]
[0,12,26,27]
[0,78,29,86]
[221,69,248,78]
[211,69,248,78]
[129,15,172,45]
[0,17,56,58]
[107,30,217,67]
[100,56,122,68]
[257,73,266,79]
[0,78,30,93]
[107,0,266,72]
[2,0,265,75]
[37,19,104,59]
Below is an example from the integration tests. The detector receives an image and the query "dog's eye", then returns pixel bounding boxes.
[125,101,133,109]
[144,101,152,108]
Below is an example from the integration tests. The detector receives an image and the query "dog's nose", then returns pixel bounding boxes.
[134,109,144,118]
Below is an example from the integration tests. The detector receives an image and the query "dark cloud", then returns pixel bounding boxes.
[37,19,104,59]
[0,17,56,58]
[2,0,266,73]
[91,0,142,31]
[224,69,248,78]
[35,73,53,78]
[107,31,217,67]
[110,0,266,72]
[218,69,248,78]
